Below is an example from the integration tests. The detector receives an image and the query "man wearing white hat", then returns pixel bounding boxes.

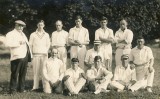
[85,40,109,70]
[6,20,32,94]
[29,20,50,91]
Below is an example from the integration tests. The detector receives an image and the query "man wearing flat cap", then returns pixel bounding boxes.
[6,20,32,94]
[85,40,109,70]
[111,54,136,92]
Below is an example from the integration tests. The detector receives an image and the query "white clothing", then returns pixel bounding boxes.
[64,67,86,94]
[6,29,32,61]
[69,26,90,70]
[95,28,114,71]
[115,28,133,66]
[29,31,50,54]
[42,57,65,93]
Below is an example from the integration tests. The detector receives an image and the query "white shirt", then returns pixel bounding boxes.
[65,67,84,84]
[68,26,90,44]
[51,30,68,46]
[43,57,64,83]
[6,29,32,61]
[86,65,113,81]
[113,65,136,83]
[129,46,154,65]
[115,28,133,48]
[95,28,114,45]
[29,30,50,54]
[85,48,109,64]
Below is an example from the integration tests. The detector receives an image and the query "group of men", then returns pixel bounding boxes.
[5,15,155,95]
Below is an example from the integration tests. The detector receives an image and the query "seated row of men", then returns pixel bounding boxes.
[41,47,154,96]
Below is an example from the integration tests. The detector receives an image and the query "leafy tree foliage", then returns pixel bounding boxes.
[0,0,160,45]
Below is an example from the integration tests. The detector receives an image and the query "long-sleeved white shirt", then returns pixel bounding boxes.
[29,30,50,54]
[43,57,64,83]
[114,28,133,49]
[6,29,32,60]
[51,30,68,47]
[113,65,136,83]
[86,65,113,81]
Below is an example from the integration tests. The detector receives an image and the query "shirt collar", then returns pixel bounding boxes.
[135,46,147,50]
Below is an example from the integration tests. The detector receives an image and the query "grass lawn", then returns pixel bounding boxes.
[0,44,160,99]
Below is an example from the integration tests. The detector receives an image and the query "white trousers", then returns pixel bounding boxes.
[56,47,67,70]
[129,69,154,91]
[100,44,112,72]
[32,55,48,90]
[115,48,131,66]
[70,46,87,71]
[64,77,86,94]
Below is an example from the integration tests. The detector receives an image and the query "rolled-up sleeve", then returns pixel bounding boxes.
[124,31,133,44]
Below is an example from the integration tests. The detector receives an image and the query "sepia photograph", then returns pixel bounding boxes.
[0,0,160,99]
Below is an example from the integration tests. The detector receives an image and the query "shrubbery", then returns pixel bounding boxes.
[0,0,160,45]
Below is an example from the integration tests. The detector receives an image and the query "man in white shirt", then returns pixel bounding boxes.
[68,15,90,71]
[95,16,114,72]
[6,20,32,94]
[42,48,65,94]
[111,54,136,92]
[114,19,133,66]
[86,56,113,94]
[29,20,50,91]
[129,36,154,92]
[51,20,68,70]
[63,58,86,96]
[85,40,109,69]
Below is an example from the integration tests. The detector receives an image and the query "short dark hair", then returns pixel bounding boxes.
[94,55,102,62]
[71,58,79,63]
[75,15,82,20]
[100,16,108,21]
[136,36,144,40]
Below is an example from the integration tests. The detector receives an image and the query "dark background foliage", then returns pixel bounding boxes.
[0,0,160,46]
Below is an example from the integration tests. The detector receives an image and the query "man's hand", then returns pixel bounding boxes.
[62,75,70,82]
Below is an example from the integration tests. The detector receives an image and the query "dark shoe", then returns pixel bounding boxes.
[9,90,16,94]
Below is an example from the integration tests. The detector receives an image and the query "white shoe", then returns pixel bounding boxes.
[147,88,152,93]
[117,89,123,92]
[101,88,110,93]
[94,89,101,94]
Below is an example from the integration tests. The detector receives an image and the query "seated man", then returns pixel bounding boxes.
[63,58,86,96]
[42,48,65,94]
[129,36,154,92]
[111,54,136,92]
[86,56,113,94]
[85,40,109,70]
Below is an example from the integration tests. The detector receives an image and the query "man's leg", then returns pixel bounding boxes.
[78,46,86,71]
[115,48,123,66]
[42,79,52,93]
[58,47,67,70]
[110,81,125,90]
[75,78,86,94]
[64,77,77,94]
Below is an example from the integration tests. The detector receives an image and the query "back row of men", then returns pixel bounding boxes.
[5,15,154,95]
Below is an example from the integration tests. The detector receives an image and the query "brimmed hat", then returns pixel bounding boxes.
[94,40,101,45]
[15,20,26,26]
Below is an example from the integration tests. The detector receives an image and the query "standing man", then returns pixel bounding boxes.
[63,58,86,96]
[42,48,65,94]
[68,15,90,71]
[86,56,113,94]
[51,20,68,70]
[6,20,32,94]
[85,40,109,69]
[29,20,50,91]
[111,54,136,92]
[115,19,133,66]
[129,36,154,92]
[95,16,114,72]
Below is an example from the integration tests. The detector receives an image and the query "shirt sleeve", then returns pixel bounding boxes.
[103,68,113,80]
[85,29,90,42]
[114,31,119,43]
[68,28,73,40]
[95,30,100,40]
[108,29,114,39]
[46,33,51,51]
[6,32,20,48]
[125,30,133,44]
[29,33,34,52]
[42,61,50,81]
[147,47,154,60]
[131,69,136,81]
[59,61,65,80]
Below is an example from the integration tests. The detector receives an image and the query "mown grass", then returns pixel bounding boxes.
[0,44,160,99]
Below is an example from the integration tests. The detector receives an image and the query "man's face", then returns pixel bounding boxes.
[120,20,127,31]
[94,44,100,51]
[56,21,63,31]
[75,19,82,27]
[122,58,129,68]
[51,49,58,58]
[94,59,101,68]
[100,20,107,28]
[137,39,145,48]
[72,62,79,70]
[15,24,25,31]
[38,22,44,29]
